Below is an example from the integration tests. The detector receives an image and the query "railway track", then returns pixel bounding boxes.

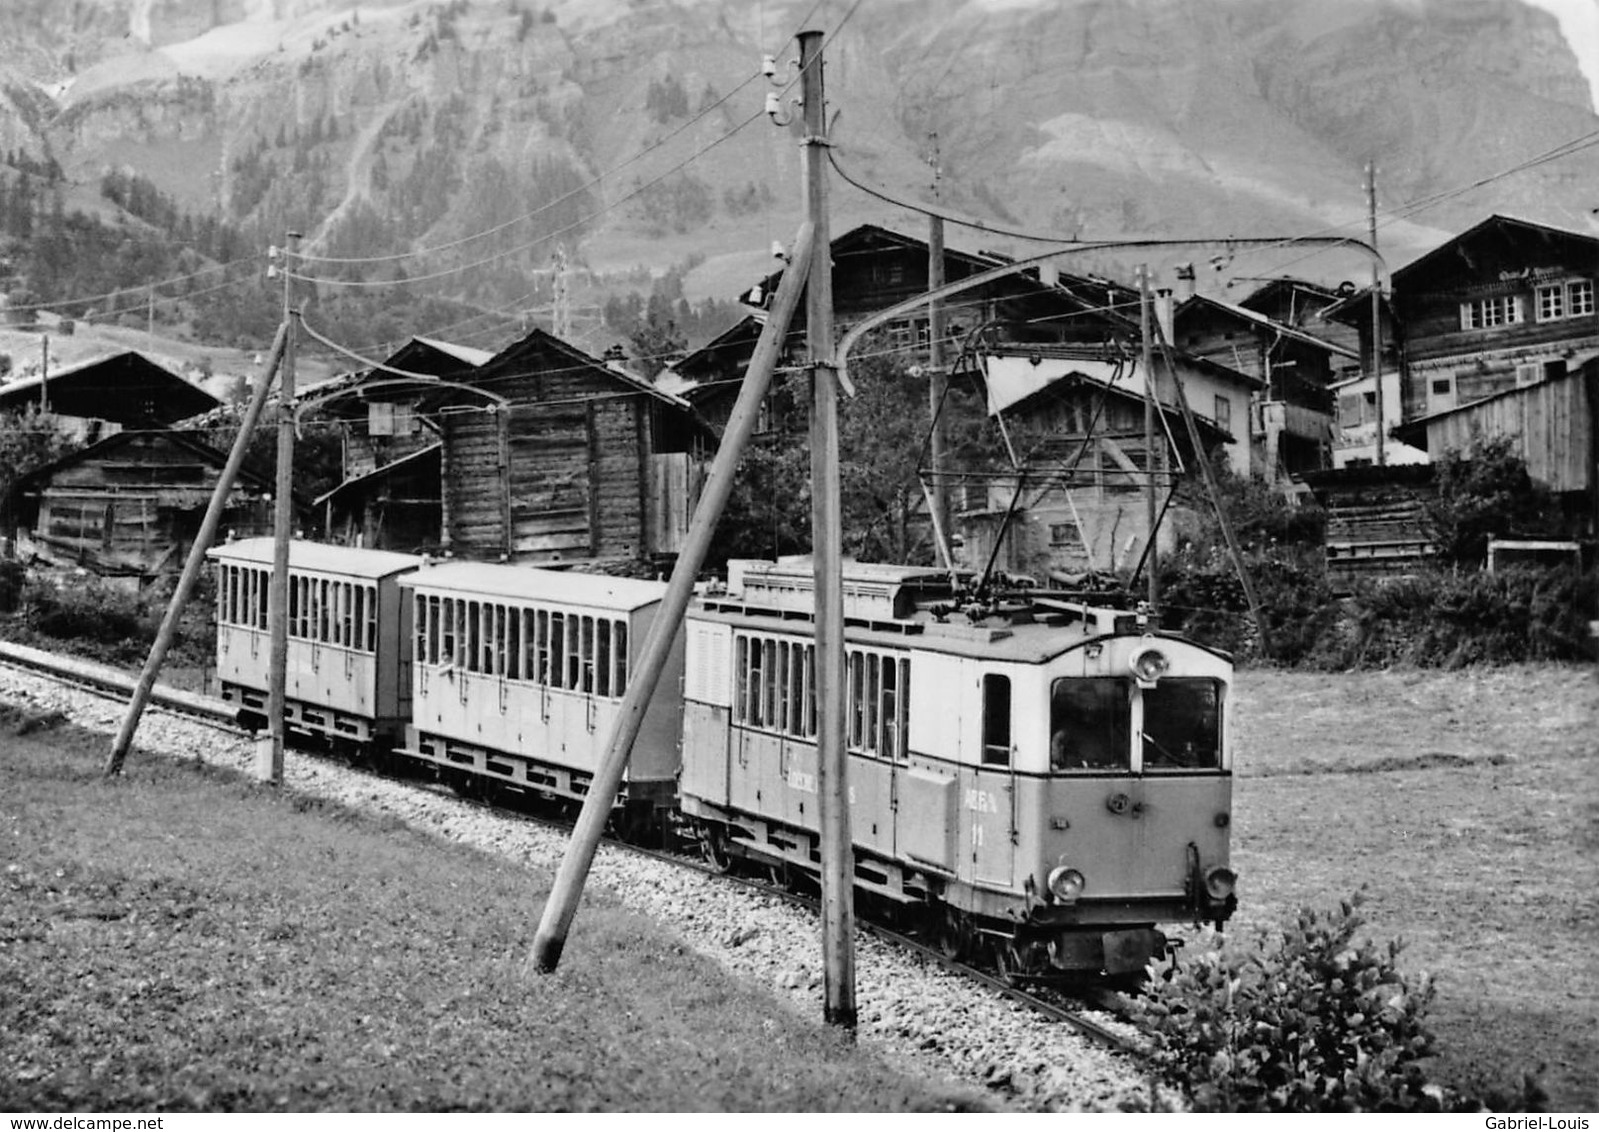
[2,642,1151,1067]
[0,641,245,734]
[410,772,1150,1060]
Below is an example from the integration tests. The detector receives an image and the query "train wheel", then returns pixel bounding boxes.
[935,909,974,963]
[992,940,1028,987]
[700,827,735,874]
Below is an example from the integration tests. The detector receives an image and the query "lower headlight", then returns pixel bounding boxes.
[1047,865,1086,903]
[1204,866,1237,901]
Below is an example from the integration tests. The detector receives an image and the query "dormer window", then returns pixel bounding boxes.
[1459,295,1523,330]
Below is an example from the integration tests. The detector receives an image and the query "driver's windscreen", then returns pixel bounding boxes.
[1049,677,1131,771]
[1141,678,1223,770]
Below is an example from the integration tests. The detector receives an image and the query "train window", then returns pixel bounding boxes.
[576,616,591,693]
[614,622,628,694]
[365,586,377,652]
[735,636,749,722]
[441,598,457,665]
[317,580,330,641]
[982,674,1012,767]
[846,652,864,747]
[506,607,521,680]
[425,596,439,665]
[881,657,907,760]
[596,619,610,697]
[1049,678,1131,772]
[762,638,778,727]
[1141,678,1223,771]
[566,615,582,690]
[491,605,505,676]
[550,613,566,689]
[802,645,815,737]
[342,583,355,647]
[787,642,803,736]
[535,610,551,684]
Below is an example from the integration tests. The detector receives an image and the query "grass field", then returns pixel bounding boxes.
[0,708,983,1113]
[1226,664,1598,1111]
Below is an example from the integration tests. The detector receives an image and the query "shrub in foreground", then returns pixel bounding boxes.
[1131,893,1546,1112]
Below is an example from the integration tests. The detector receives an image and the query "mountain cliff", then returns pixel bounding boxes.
[1,0,1597,347]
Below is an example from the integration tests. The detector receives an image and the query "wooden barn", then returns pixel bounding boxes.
[308,336,493,552]
[425,328,708,565]
[3,430,278,583]
[1394,358,1597,517]
[0,351,219,440]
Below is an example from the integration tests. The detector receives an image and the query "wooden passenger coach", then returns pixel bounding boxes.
[208,538,422,746]
[395,563,683,817]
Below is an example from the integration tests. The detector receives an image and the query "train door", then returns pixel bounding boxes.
[969,670,1016,888]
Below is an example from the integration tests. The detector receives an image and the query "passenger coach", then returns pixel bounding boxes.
[679,558,1237,978]
[395,563,683,828]
[208,538,422,748]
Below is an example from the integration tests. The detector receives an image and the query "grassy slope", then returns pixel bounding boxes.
[1228,665,1599,1111]
[0,712,984,1113]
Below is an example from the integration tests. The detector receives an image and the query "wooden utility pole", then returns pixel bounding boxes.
[106,324,289,776]
[1367,161,1385,466]
[1150,317,1272,659]
[265,232,301,784]
[530,221,816,972]
[926,139,951,550]
[800,27,857,1032]
[1139,265,1159,613]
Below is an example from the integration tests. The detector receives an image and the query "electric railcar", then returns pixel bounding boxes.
[679,558,1237,977]
[208,543,1237,979]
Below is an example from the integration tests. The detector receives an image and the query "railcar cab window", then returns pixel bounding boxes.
[1049,678,1131,771]
[982,674,1011,767]
[1141,678,1223,771]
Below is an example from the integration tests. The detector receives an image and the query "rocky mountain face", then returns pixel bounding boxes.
[2,0,1597,319]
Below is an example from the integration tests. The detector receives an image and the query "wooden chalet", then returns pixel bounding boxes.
[424,328,708,565]
[672,223,1138,433]
[1390,214,1599,424]
[1173,294,1358,482]
[309,336,493,552]
[2,430,278,584]
[0,351,220,440]
[969,348,1242,578]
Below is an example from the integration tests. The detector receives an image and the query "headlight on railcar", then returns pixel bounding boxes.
[1204,866,1237,902]
[1046,866,1086,904]
[1129,645,1170,687]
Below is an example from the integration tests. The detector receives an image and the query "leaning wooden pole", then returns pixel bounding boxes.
[105,322,289,776]
[529,220,816,974]
[1149,317,1272,658]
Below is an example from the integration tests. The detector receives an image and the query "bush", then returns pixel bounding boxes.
[1132,893,1545,1112]
[1324,566,1597,669]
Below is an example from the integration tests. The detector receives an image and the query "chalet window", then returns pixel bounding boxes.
[1338,393,1363,428]
[1214,394,1232,434]
[1049,522,1083,549]
[1571,280,1595,317]
[1431,377,1453,396]
[1459,295,1524,330]
[1537,284,1565,321]
[1536,279,1593,322]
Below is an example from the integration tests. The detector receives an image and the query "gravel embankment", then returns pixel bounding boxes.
[0,667,1158,1112]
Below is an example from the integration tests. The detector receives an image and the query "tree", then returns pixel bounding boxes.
[1425,435,1562,566]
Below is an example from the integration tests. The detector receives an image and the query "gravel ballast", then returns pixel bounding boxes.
[0,666,1156,1112]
